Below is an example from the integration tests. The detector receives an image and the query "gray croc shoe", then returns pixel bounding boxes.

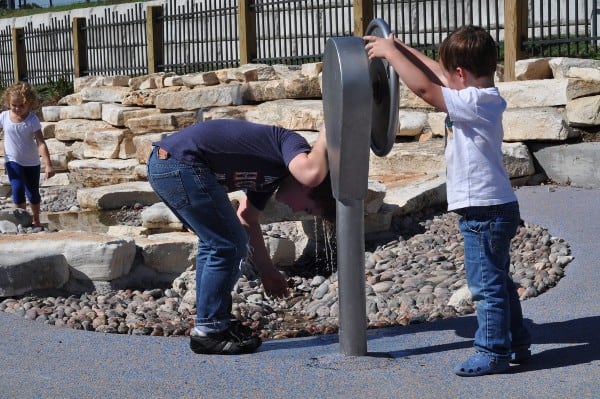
[454,352,510,377]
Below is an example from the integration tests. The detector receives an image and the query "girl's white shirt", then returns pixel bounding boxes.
[1,110,42,166]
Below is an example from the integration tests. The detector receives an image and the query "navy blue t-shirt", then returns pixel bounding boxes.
[154,119,311,210]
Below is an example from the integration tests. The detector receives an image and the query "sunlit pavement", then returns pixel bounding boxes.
[0,185,598,399]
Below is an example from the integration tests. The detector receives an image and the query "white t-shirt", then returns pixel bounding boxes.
[441,86,517,211]
[1,110,42,166]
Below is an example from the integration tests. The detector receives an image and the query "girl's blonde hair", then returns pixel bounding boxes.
[3,81,40,110]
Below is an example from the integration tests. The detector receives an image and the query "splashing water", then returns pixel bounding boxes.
[313,216,337,274]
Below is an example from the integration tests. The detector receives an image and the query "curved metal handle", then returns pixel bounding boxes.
[366,18,400,157]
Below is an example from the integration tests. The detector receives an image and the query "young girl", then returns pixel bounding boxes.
[1,81,54,228]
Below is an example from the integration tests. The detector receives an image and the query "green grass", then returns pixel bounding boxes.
[0,0,149,19]
[34,76,74,106]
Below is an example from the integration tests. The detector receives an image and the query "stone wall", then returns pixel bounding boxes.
[3,57,599,191]
[4,56,599,191]
[1,56,599,295]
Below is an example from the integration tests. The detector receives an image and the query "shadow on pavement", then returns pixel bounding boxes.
[451,315,600,371]
[264,313,600,372]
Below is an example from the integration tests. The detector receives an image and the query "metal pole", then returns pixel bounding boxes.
[337,198,367,356]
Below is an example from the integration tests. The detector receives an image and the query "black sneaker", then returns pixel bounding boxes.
[190,325,262,355]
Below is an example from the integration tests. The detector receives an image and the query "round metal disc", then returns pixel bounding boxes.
[366,18,399,157]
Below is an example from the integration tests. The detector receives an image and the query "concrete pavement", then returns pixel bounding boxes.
[0,185,598,399]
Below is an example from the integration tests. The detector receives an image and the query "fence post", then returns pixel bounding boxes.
[147,5,164,74]
[11,27,25,82]
[504,0,528,81]
[239,0,257,65]
[72,17,88,78]
[353,0,373,37]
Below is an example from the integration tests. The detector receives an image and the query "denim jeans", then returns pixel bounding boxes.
[5,161,41,204]
[147,147,248,333]
[457,201,531,360]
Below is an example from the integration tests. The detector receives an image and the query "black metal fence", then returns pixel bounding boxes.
[374,0,504,58]
[22,16,73,85]
[0,26,12,85]
[0,0,598,88]
[162,0,239,74]
[252,0,354,64]
[85,4,148,77]
[526,0,599,57]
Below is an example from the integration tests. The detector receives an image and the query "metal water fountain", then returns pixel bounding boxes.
[322,19,399,356]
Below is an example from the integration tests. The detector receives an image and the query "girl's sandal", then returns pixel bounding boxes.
[30,222,44,232]
[454,352,510,377]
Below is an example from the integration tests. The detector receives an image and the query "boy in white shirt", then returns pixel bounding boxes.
[365,25,531,376]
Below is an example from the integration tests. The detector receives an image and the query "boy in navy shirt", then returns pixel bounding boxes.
[147,119,333,355]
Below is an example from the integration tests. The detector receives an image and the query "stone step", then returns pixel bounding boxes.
[0,231,136,295]
[530,142,600,188]
[77,181,160,210]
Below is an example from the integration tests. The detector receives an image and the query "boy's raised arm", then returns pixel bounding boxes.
[364,33,447,112]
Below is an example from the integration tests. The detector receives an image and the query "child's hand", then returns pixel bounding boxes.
[364,33,397,60]
[45,167,55,180]
[260,267,290,298]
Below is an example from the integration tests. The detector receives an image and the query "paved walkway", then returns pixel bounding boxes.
[0,185,598,399]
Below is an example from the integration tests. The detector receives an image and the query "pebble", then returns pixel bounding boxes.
[0,187,573,340]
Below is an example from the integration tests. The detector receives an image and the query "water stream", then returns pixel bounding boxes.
[313,216,337,274]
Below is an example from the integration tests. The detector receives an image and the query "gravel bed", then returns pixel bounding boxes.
[0,185,572,340]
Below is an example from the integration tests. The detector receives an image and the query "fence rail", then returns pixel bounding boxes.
[22,17,73,84]
[0,26,12,86]
[161,0,239,73]
[85,5,148,77]
[0,0,598,88]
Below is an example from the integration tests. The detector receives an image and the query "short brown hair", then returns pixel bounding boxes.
[309,173,336,223]
[439,25,498,78]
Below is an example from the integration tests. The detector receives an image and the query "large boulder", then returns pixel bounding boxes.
[0,253,69,297]
[530,142,600,188]
[0,232,136,285]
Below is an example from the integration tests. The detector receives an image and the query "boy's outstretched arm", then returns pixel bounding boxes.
[364,33,447,112]
[237,197,290,298]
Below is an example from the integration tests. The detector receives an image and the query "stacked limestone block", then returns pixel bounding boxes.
[2,57,599,198]
[39,65,324,187]
[1,57,600,295]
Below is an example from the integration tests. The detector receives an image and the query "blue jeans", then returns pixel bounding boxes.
[5,161,41,205]
[147,147,248,333]
[457,201,531,361]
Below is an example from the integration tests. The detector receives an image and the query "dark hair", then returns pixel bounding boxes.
[309,173,336,223]
[438,25,498,78]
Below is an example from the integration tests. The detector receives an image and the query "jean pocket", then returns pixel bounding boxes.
[148,169,189,209]
[489,220,517,254]
[460,217,486,234]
